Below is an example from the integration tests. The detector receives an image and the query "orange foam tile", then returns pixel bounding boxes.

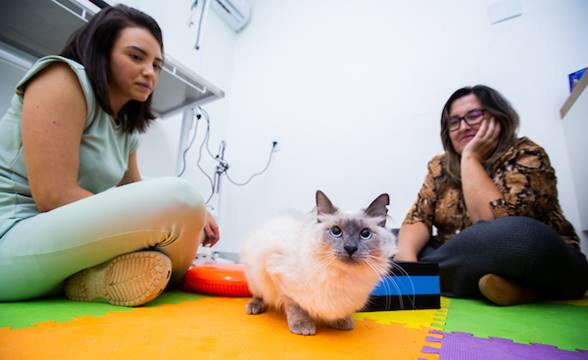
[0,297,431,359]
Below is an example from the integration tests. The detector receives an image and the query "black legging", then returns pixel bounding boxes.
[418,216,588,299]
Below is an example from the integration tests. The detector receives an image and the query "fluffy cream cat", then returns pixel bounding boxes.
[240,190,396,335]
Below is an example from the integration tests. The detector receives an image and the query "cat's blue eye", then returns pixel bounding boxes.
[359,228,372,240]
[329,226,343,238]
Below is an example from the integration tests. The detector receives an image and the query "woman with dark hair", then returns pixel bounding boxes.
[395,85,588,305]
[0,5,219,306]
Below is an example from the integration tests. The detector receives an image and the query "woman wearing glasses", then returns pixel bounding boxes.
[394,85,588,305]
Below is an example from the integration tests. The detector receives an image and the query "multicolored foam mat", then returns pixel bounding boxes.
[1,290,587,359]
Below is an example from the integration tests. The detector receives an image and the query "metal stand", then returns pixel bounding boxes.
[209,140,229,218]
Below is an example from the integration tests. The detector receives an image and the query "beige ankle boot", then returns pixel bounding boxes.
[65,251,172,306]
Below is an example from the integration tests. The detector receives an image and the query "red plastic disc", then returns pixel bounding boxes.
[182,263,251,297]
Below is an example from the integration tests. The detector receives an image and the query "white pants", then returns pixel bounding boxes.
[0,177,205,301]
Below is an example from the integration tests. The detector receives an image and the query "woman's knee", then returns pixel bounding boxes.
[458,216,568,266]
[466,216,558,245]
[148,177,204,212]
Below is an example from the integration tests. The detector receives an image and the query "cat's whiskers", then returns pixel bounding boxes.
[315,250,336,272]
[365,255,415,310]
[392,262,416,309]
[364,254,389,275]
[389,261,417,309]
[364,258,397,310]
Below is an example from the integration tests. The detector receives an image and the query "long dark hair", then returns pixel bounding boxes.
[440,85,519,185]
[60,4,163,133]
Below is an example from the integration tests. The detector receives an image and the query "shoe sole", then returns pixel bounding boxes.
[65,251,172,306]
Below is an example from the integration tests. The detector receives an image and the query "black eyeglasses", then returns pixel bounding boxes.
[446,109,486,132]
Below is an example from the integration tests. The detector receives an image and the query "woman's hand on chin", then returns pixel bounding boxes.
[462,117,501,161]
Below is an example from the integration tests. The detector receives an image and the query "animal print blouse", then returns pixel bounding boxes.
[402,137,580,249]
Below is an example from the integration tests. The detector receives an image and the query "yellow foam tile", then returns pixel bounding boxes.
[419,354,440,360]
[551,297,588,307]
[354,308,439,329]
[354,297,450,331]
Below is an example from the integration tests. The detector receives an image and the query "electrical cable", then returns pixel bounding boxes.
[177,108,201,177]
[182,105,276,203]
[224,145,275,186]
[195,110,215,203]
[199,107,217,159]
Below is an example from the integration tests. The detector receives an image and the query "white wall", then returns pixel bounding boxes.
[113,0,588,255]
[216,0,588,254]
[562,81,588,232]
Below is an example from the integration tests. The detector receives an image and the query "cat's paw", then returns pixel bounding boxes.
[329,316,354,331]
[245,297,266,315]
[288,318,316,336]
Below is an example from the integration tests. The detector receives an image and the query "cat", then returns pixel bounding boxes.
[240,190,396,335]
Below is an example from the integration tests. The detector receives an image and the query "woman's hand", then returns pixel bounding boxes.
[393,251,418,262]
[394,222,431,262]
[462,117,501,162]
[202,210,220,247]
[460,117,503,222]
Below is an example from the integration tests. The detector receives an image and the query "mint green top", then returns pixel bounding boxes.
[0,56,140,238]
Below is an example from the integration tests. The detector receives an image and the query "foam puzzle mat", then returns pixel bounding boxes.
[1,291,587,359]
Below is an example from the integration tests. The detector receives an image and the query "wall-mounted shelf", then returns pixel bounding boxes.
[0,0,225,117]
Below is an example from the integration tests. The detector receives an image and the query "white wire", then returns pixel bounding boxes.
[177,109,200,177]
[199,107,216,159]
[225,146,275,186]
[184,106,276,202]
[196,112,215,203]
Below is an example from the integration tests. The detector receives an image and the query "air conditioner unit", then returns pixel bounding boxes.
[211,0,251,33]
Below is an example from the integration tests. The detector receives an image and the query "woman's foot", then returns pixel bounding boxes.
[64,251,172,306]
[478,273,540,306]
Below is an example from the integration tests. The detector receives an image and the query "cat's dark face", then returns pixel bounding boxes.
[315,191,394,265]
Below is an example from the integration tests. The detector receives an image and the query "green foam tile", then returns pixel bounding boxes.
[145,290,206,306]
[0,290,205,330]
[444,298,588,351]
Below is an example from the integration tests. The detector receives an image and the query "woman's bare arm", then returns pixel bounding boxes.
[118,152,142,186]
[22,63,93,212]
[395,222,431,262]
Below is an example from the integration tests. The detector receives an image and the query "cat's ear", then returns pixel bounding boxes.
[316,190,338,219]
[365,193,389,227]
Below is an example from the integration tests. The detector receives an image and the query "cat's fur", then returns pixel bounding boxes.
[240,190,396,335]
